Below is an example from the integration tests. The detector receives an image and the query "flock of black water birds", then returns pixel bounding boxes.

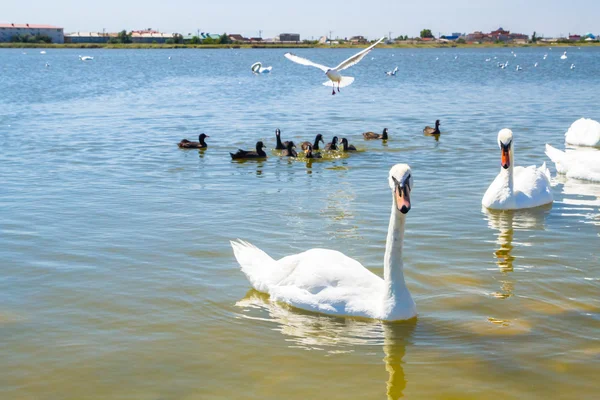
[177,121,441,159]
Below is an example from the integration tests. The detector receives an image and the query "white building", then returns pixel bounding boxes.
[0,23,64,43]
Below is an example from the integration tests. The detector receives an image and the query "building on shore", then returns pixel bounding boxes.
[228,34,248,43]
[279,33,300,42]
[441,32,462,41]
[466,27,528,43]
[349,35,367,44]
[130,29,177,43]
[65,32,113,43]
[0,23,64,43]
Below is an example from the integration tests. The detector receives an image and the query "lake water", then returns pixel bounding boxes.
[1,47,599,399]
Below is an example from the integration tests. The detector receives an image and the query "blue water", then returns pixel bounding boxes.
[1,47,599,399]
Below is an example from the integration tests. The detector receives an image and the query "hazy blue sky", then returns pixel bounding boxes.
[2,0,598,39]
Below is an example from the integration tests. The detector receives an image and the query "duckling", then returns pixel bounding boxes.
[301,134,325,151]
[363,128,388,140]
[423,120,441,136]
[275,128,289,150]
[230,141,267,160]
[178,133,209,149]
[283,141,297,157]
[304,143,322,159]
[340,138,357,152]
[324,136,339,151]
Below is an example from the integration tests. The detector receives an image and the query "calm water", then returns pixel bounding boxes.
[1,47,599,399]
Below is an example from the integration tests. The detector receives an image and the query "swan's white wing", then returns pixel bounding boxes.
[231,241,385,319]
[284,53,329,72]
[513,163,553,208]
[564,118,600,147]
[270,249,385,318]
[546,144,600,182]
[333,37,385,71]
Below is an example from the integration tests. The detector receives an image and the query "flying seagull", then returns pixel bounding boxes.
[284,37,385,95]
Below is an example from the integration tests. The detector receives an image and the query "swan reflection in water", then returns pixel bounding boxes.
[483,206,550,299]
[555,175,600,226]
[237,290,416,399]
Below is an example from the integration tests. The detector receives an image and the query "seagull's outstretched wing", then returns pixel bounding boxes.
[284,53,329,72]
[334,37,385,71]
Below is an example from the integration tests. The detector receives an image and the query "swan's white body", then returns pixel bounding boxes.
[251,62,272,74]
[545,144,600,182]
[565,118,600,147]
[40,51,46,54]
[483,129,553,210]
[561,52,568,60]
[79,55,94,61]
[231,164,416,321]
[570,64,575,70]
[284,37,384,94]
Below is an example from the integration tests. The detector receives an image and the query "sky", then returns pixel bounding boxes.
[2,0,598,39]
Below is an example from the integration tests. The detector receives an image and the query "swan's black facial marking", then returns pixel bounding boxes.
[500,141,511,169]
[392,175,411,214]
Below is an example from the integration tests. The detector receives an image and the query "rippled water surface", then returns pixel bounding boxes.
[1,47,599,399]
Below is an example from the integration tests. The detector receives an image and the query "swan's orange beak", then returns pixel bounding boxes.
[394,181,411,214]
[501,143,511,169]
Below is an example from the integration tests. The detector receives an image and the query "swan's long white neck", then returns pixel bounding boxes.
[383,204,408,300]
[499,146,515,194]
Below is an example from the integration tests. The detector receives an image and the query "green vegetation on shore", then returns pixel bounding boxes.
[1,41,598,50]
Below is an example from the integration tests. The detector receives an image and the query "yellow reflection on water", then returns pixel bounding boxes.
[237,290,416,400]
[483,207,549,300]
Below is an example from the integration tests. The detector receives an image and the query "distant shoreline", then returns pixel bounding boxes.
[1,42,598,50]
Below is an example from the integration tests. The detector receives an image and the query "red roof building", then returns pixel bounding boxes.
[0,23,64,43]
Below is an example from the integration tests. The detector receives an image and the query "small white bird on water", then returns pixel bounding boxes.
[284,37,384,95]
[570,64,575,70]
[385,66,398,76]
[516,65,522,71]
[40,51,46,54]
[79,55,94,61]
[251,62,272,74]
[534,62,539,67]
[561,51,567,60]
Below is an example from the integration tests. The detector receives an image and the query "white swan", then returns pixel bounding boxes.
[482,129,553,210]
[284,37,384,95]
[545,145,600,182]
[79,55,94,61]
[231,164,417,321]
[561,51,567,60]
[570,63,575,70]
[565,118,600,147]
[250,61,272,74]
[40,51,46,54]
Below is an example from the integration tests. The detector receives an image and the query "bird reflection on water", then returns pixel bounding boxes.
[483,206,550,299]
[237,290,416,400]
